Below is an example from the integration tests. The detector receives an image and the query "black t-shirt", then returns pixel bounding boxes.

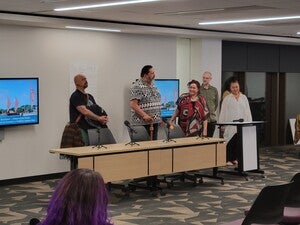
[69,89,100,130]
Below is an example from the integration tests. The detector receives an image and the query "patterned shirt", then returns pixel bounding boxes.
[176,93,209,136]
[130,79,161,125]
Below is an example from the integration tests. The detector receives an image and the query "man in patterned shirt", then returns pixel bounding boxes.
[130,65,161,140]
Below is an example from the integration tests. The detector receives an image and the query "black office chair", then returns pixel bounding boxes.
[87,127,116,147]
[29,218,40,225]
[126,125,164,196]
[222,182,292,225]
[126,125,150,144]
[281,172,300,224]
[164,123,185,140]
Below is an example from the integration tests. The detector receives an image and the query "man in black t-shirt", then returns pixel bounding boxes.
[69,74,108,145]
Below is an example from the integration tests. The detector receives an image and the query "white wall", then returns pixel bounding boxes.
[176,38,191,94]
[177,38,222,103]
[0,24,176,180]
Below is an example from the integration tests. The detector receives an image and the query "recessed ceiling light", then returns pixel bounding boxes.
[55,0,159,11]
[297,32,300,35]
[199,15,300,25]
[65,26,121,32]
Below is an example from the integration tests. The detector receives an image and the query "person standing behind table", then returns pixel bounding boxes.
[69,74,109,145]
[218,77,252,166]
[130,65,162,140]
[170,80,209,137]
[29,169,113,225]
[200,71,219,137]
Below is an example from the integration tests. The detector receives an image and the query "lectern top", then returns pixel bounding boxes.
[216,121,266,126]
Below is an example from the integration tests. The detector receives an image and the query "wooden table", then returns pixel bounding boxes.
[50,137,226,183]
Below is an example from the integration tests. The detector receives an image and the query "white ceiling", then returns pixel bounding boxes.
[1,0,300,42]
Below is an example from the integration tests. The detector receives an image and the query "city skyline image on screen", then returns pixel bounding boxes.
[154,79,179,118]
[0,78,39,127]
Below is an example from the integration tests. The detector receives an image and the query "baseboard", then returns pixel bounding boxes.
[0,172,67,186]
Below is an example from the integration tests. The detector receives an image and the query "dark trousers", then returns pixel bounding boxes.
[226,133,238,162]
[143,123,159,140]
[207,122,216,137]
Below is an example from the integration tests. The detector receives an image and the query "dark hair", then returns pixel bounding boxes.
[187,79,201,95]
[39,169,112,225]
[222,76,238,93]
[140,65,153,77]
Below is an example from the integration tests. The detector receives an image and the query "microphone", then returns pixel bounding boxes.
[162,118,174,129]
[233,118,244,122]
[124,120,137,133]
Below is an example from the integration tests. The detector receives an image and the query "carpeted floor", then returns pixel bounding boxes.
[0,146,299,225]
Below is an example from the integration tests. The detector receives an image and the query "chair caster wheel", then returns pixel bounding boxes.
[167,183,173,189]
[129,186,136,191]
[197,178,203,184]
[151,192,158,197]
[160,191,166,196]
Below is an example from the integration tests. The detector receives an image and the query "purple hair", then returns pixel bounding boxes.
[39,169,113,225]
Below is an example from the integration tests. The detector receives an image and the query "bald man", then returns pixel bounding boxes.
[200,71,219,137]
[69,74,108,145]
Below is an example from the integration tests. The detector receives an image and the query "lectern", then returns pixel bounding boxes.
[216,121,265,176]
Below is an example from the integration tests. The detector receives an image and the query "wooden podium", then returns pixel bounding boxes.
[216,121,265,177]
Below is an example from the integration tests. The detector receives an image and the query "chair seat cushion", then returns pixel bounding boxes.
[282,207,300,223]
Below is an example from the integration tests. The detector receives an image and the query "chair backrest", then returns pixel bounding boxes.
[242,182,292,225]
[164,124,185,139]
[286,172,300,207]
[127,126,149,142]
[88,128,116,145]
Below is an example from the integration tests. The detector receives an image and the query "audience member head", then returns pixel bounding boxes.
[202,71,212,86]
[187,79,201,97]
[74,74,88,90]
[39,169,112,225]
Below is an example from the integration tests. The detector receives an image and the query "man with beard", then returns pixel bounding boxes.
[69,74,108,145]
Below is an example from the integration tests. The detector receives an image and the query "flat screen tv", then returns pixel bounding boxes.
[0,78,39,127]
[154,79,179,118]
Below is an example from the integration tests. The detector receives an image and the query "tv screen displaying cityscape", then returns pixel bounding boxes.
[154,79,179,118]
[0,78,39,127]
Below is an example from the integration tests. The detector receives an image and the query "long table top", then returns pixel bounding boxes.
[49,137,225,157]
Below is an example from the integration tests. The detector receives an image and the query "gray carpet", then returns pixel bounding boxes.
[0,146,299,225]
